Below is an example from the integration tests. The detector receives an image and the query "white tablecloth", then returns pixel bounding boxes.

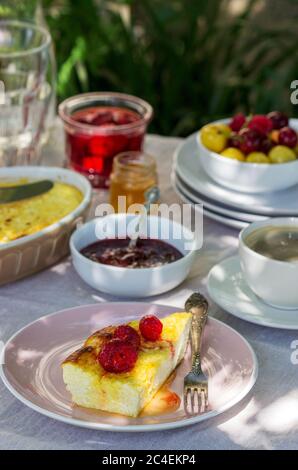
[1,123,298,450]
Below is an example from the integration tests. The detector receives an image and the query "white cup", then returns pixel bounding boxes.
[239,217,298,310]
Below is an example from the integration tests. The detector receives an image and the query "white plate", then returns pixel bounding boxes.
[0,302,258,432]
[173,176,248,230]
[174,173,266,223]
[174,133,298,216]
[208,256,298,329]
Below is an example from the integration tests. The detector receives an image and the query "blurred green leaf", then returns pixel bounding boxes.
[37,0,298,135]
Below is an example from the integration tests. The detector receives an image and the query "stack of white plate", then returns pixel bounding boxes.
[172,133,298,230]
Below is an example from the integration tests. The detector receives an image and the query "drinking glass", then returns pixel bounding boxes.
[0,20,55,166]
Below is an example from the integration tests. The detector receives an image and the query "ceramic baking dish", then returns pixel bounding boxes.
[0,166,92,285]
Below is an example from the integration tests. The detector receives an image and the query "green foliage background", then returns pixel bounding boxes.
[1,0,298,136]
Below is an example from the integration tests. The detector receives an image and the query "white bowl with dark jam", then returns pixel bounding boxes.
[70,214,197,297]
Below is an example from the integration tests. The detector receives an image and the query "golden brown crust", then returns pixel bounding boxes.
[62,326,115,366]
[140,339,171,352]
[62,346,95,365]
[84,326,115,350]
[62,325,174,366]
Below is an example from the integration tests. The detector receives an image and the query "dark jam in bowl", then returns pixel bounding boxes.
[81,238,183,268]
[65,107,145,188]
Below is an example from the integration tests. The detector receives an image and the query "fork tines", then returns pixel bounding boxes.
[184,384,208,415]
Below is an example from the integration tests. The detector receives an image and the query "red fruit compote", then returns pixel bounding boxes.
[59,92,153,188]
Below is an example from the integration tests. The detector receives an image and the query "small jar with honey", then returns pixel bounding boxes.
[109,151,158,212]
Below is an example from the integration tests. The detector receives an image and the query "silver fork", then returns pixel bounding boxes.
[184,292,209,415]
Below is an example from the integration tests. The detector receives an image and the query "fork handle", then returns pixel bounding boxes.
[185,293,209,374]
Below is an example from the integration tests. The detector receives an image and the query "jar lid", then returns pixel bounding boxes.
[115,151,156,171]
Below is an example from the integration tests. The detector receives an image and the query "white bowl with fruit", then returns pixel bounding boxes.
[197,112,298,193]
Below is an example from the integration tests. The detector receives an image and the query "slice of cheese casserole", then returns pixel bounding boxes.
[62,312,191,417]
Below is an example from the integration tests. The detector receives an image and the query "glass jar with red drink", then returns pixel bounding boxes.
[59,92,153,188]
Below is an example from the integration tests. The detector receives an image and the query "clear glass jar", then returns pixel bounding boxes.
[109,151,158,212]
[59,92,153,188]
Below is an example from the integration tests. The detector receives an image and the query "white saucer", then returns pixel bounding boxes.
[173,176,248,230]
[174,131,298,217]
[207,256,298,329]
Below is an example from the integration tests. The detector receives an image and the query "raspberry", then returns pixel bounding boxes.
[114,325,141,349]
[139,315,163,341]
[98,339,138,373]
[248,115,273,135]
[229,113,246,132]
